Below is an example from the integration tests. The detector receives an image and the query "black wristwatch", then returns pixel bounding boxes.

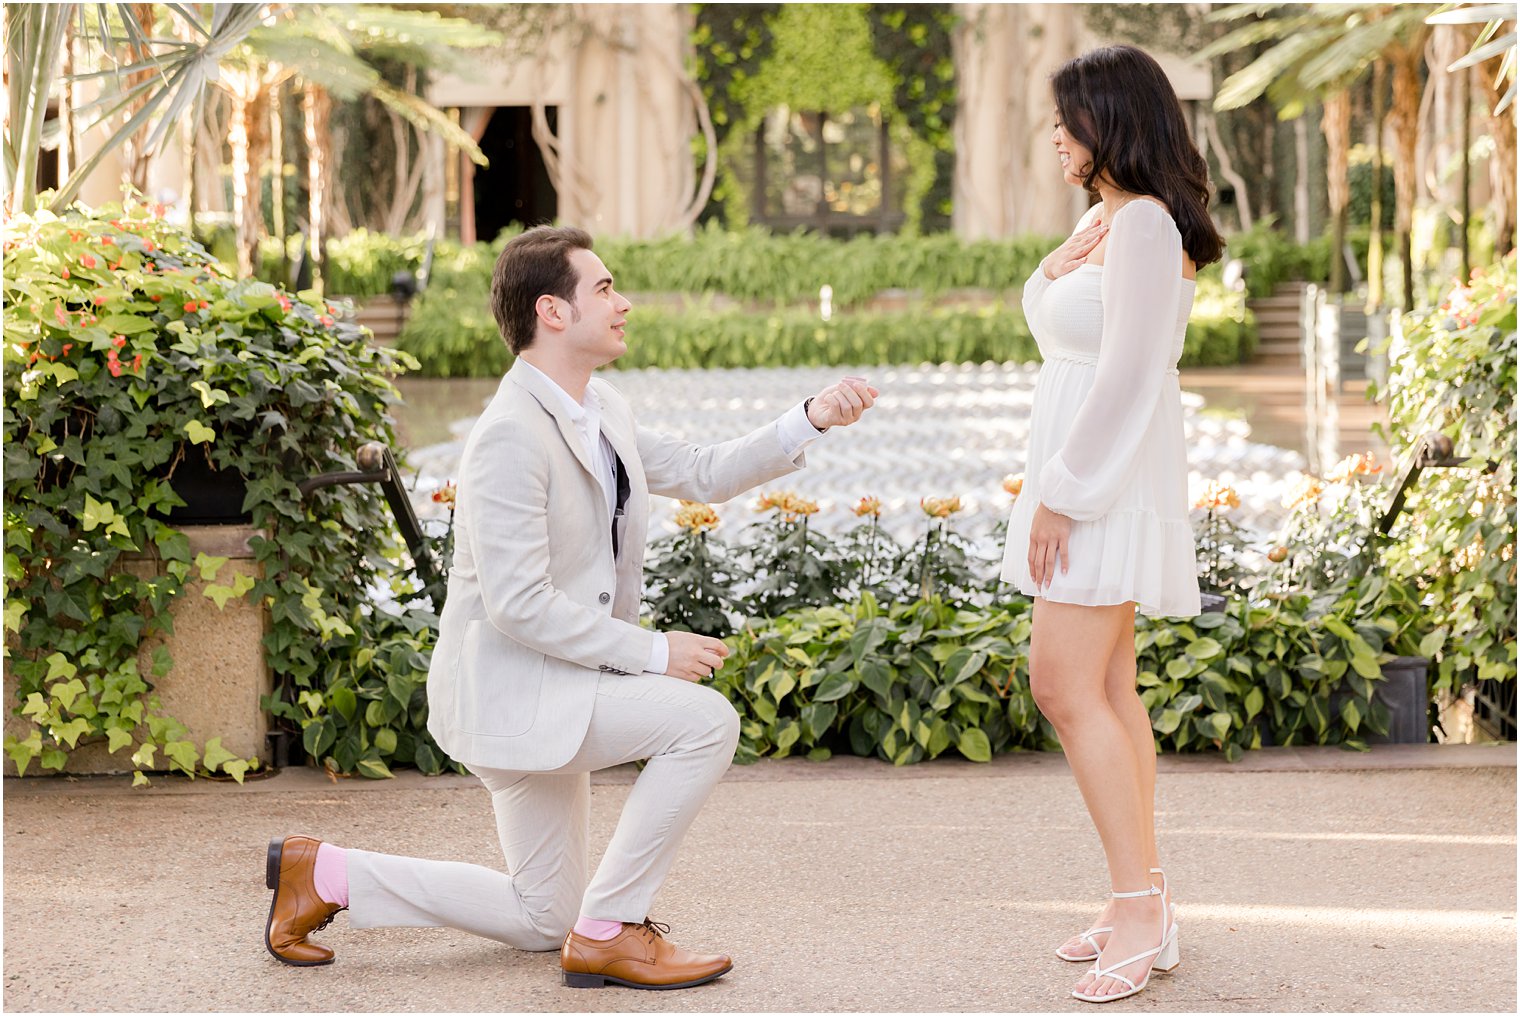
[803,397,828,433]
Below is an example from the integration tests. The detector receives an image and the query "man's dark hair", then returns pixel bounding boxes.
[490,226,594,354]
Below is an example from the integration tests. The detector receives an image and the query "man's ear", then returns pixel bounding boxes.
[534,294,566,332]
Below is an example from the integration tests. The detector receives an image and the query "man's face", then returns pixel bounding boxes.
[555,247,631,368]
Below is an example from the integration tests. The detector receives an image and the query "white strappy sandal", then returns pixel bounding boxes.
[1071,883,1179,1003]
[1055,867,1173,963]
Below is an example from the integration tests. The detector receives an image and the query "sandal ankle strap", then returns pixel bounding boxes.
[1110,885,1163,899]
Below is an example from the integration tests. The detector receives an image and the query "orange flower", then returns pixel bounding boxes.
[853,496,882,518]
[1002,473,1024,498]
[1326,452,1384,484]
[674,500,720,533]
[80,254,96,269]
[1193,481,1239,512]
[431,482,457,509]
[1283,476,1324,510]
[920,496,963,518]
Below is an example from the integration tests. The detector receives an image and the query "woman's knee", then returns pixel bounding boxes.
[1028,652,1083,723]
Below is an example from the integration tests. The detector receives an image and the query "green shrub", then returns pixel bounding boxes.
[714,574,1428,766]
[1374,256,1517,693]
[2,200,452,782]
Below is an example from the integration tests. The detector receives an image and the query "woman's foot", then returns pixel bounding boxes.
[1072,891,1173,1001]
[1056,868,1166,962]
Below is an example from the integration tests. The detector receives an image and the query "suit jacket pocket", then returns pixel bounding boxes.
[455,619,546,737]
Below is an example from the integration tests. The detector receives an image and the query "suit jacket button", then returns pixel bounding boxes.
[598,592,611,604]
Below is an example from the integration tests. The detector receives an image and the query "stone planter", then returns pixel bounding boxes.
[4,525,273,776]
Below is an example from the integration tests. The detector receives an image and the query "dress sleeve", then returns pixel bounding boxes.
[1022,204,1104,318]
[1037,200,1185,522]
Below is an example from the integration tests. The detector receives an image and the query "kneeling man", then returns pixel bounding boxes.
[263,226,878,989]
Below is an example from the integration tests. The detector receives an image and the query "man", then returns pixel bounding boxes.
[263,226,878,990]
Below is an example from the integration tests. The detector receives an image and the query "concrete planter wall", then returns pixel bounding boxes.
[4,525,273,776]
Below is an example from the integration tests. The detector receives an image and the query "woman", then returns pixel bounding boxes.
[1001,45,1224,1003]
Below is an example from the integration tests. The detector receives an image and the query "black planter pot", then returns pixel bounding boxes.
[1200,592,1227,613]
[162,451,252,526]
[1331,655,1431,744]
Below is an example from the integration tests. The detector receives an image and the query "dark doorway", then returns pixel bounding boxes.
[474,106,557,242]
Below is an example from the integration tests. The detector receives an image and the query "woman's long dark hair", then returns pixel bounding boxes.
[1052,45,1225,268]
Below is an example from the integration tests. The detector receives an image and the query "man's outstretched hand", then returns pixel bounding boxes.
[806,376,879,430]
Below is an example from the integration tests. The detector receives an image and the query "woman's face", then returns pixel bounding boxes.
[1050,114,1093,188]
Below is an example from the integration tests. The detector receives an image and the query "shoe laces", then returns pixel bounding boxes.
[312,905,347,933]
[636,919,670,941]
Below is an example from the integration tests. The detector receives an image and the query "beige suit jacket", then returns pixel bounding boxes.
[426,360,806,771]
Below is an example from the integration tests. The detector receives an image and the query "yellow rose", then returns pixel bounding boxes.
[1002,473,1024,497]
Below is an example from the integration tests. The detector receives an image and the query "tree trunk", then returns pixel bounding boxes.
[1368,60,1386,312]
[1478,62,1517,255]
[1388,37,1428,310]
[1322,90,1351,294]
[1460,63,1471,279]
[303,82,331,291]
[228,85,270,278]
[270,79,286,282]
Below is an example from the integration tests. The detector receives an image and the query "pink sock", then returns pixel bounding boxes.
[312,843,348,908]
[573,917,623,940]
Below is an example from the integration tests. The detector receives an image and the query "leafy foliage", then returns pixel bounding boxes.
[715,575,1429,766]
[1374,256,1517,693]
[1,200,451,781]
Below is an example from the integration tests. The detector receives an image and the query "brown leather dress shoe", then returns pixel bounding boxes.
[264,835,344,966]
[561,919,732,990]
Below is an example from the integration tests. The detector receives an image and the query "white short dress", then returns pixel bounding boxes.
[1001,200,1201,618]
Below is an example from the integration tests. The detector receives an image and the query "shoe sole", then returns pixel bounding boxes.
[264,836,334,968]
[563,963,732,990]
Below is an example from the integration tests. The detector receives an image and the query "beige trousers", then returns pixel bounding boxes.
[346,673,741,951]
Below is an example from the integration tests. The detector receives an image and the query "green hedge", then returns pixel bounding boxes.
[397,294,1252,378]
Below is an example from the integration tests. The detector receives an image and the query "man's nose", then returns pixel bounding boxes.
[616,291,632,313]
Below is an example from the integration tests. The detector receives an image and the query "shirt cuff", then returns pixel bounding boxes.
[643,632,670,675]
[777,401,826,458]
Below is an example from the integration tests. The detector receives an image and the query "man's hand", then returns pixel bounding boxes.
[806,376,879,430]
[1027,502,1073,589]
[665,631,730,683]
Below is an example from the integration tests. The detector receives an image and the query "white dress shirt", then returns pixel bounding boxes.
[517,359,827,675]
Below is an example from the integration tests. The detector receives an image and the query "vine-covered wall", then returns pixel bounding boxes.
[691,3,957,233]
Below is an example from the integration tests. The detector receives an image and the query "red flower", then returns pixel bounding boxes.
[183,300,198,313]
[198,300,209,311]
[80,254,96,269]
[144,241,156,252]
[61,344,72,355]
[108,360,123,378]
[53,304,68,327]
[319,314,335,327]
[131,353,144,373]
[149,295,161,302]
[93,294,108,305]
[151,203,166,218]
[276,294,292,312]
[102,235,115,246]
[112,335,127,348]
[61,268,70,280]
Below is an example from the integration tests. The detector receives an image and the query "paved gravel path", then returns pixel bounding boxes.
[3,746,1513,1012]
[406,363,1308,552]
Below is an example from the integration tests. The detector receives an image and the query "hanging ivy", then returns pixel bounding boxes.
[692,3,957,233]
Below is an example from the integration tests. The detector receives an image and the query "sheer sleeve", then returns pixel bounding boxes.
[1022,204,1104,317]
[1037,200,1184,522]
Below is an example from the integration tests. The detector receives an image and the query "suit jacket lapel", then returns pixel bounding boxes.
[506,360,598,480]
